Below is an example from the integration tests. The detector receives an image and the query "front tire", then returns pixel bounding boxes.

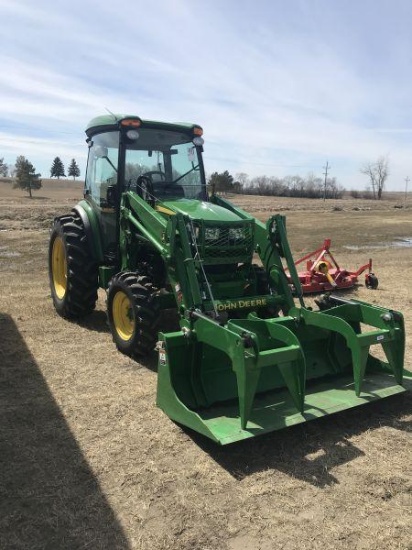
[49,212,98,318]
[107,272,159,357]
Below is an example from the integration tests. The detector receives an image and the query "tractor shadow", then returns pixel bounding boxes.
[77,307,180,338]
[0,313,130,549]
[77,309,110,333]
[135,351,159,373]
[187,395,411,488]
[76,310,160,373]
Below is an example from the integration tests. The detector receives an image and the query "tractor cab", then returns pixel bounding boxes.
[83,115,207,258]
[123,126,207,204]
[85,115,207,206]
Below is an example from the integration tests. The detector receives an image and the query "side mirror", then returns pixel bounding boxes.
[94,145,108,159]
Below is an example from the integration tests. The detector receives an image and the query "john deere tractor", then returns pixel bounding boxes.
[49,114,410,444]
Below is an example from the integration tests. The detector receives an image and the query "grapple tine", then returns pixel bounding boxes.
[234,356,261,430]
[229,318,307,421]
[277,360,305,413]
[265,320,306,413]
[353,346,370,396]
[382,342,404,386]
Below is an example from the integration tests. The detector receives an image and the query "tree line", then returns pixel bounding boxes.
[208,156,390,200]
[0,155,81,198]
[208,171,345,199]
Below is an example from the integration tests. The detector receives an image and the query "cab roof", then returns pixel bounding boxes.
[85,114,203,138]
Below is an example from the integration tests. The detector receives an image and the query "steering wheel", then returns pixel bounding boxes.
[136,175,154,204]
[143,170,166,182]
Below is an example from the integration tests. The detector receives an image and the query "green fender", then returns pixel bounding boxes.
[72,200,105,263]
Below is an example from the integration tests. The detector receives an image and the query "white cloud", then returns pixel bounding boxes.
[0,0,411,189]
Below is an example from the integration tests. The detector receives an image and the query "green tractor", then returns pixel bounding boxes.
[49,114,410,444]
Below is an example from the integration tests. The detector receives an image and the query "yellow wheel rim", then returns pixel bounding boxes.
[52,236,67,300]
[112,291,135,341]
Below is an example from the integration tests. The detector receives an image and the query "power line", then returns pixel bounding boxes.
[323,161,330,202]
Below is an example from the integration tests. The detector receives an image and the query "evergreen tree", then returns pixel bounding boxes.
[0,157,8,177]
[50,156,66,178]
[208,170,234,194]
[14,155,42,198]
[68,158,81,180]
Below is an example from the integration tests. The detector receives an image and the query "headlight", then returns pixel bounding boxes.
[186,223,199,240]
[126,129,140,140]
[229,228,244,241]
[205,228,220,241]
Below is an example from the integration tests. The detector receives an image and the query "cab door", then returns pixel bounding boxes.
[84,131,120,259]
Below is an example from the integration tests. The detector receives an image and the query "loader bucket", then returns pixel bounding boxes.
[156,298,410,445]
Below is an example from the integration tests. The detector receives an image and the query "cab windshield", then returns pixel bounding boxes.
[124,128,206,200]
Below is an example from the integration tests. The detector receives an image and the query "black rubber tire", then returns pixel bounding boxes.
[251,265,279,318]
[365,273,379,289]
[252,265,270,295]
[107,272,159,357]
[48,212,98,318]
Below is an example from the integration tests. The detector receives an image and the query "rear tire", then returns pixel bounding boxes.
[49,212,98,318]
[107,272,159,357]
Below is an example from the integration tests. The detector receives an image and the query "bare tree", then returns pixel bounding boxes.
[360,156,389,200]
[233,172,249,193]
[235,172,250,187]
[251,175,271,195]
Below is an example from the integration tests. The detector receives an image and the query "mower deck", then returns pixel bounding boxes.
[286,239,376,294]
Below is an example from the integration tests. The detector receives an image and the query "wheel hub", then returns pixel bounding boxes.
[112,291,135,341]
[52,236,67,299]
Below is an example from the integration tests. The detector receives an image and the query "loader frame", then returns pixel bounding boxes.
[111,187,408,445]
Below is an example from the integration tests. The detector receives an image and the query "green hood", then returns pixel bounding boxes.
[161,199,243,222]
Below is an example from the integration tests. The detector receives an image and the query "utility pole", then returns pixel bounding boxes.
[323,161,330,202]
[405,176,410,202]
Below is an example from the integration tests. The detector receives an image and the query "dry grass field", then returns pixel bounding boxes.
[1,178,411,550]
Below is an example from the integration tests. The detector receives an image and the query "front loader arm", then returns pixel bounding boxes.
[254,215,304,310]
[121,192,169,259]
[120,191,204,311]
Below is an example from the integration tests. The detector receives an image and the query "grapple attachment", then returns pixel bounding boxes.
[157,296,409,445]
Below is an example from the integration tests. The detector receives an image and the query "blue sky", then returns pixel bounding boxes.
[0,0,411,190]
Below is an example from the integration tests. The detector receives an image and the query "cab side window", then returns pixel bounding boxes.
[85,131,119,207]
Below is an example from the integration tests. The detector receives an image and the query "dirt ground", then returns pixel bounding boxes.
[1,179,411,550]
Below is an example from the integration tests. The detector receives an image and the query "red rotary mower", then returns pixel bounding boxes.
[287,239,378,294]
